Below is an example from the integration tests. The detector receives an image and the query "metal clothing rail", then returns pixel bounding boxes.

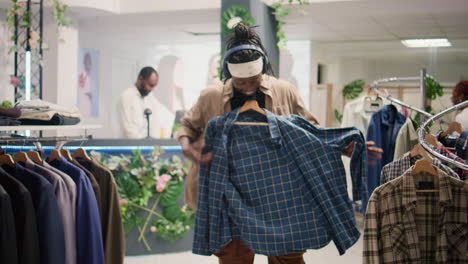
[0,135,91,154]
[371,76,433,118]
[418,100,468,170]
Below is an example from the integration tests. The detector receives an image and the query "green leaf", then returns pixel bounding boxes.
[159,181,183,207]
[334,109,343,123]
[162,205,182,221]
[1,100,13,108]
[342,79,365,100]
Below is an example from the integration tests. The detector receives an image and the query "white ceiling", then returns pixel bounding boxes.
[282,0,468,42]
[2,0,468,44]
[73,0,468,43]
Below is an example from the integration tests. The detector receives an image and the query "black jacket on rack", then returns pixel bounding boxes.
[0,166,40,264]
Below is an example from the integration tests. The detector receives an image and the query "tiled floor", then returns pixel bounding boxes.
[124,237,363,264]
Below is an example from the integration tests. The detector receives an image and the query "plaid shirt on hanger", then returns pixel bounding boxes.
[364,168,468,264]
[193,109,367,256]
[380,152,460,185]
[436,146,468,181]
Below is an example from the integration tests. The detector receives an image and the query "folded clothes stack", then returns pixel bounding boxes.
[16,99,81,125]
[0,107,21,126]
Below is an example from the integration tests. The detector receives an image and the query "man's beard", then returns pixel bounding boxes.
[138,84,150,97]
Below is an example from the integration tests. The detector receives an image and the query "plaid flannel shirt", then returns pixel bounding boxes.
[380,152,460,185]
[364,167,468,264]
[193,109,367,256]
[436,146,468,181]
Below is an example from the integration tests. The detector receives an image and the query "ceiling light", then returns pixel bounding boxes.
[401,38,451,48]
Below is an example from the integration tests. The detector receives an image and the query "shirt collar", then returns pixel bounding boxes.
[222,108,281,143]
[401,166,453,209]
[381,104,398,126]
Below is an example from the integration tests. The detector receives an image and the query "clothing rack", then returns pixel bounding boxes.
[418,100,468,170]
[371,75,433,118]
[0,135,91,154]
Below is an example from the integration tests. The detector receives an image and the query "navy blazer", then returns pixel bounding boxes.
[49,157,104,264]
[10,163,65,264]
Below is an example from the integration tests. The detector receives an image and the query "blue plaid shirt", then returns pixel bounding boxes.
[193,109,367,256]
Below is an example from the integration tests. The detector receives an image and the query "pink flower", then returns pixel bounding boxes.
[155,174,171,192]
[119,198,129,206]
[10,76,20,87]
[150,226,157,232]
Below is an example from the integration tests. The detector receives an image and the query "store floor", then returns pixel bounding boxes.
[124,236,363,264]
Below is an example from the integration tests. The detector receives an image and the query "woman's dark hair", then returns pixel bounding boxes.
[138,66,158,80]
[225,23,274,76]
[455,80,468,101]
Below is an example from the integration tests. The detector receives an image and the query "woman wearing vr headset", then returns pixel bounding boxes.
[177,22,382,263]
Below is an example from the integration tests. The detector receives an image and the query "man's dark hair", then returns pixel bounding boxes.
[138,66,158,80]
[225,23,273,76]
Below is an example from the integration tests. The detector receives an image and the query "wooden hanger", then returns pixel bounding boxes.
[424,134,439,148]
[0,154,15,168]
[240,100,266,115]
[27,151,43,165]
[47,149,62,162]
[14,151,30,163]
[60,149,73,161]
[234,100,269,126]
[72,148,91,161]
[410,144,433,162]
[410,144,439,192]
[440,121,463,138]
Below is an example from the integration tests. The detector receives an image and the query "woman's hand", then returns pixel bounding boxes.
[179,137,213,164]
[342,141,383,166]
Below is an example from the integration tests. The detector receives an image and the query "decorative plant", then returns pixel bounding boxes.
[10,75,38,100]
[219,5,256,79]
[425,76,444,100]
[91,147,194,251]
[6,0,31,53]
[6,0,73,53]
[52,0,73,41]
[221,5,256,39]
[334,109,343,124]
[414,76,444,125]
[342,79,366,100]
[1,100,13,108]
[271,0,309,48]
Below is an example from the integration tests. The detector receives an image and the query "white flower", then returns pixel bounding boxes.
[172,155,181,164]
[185,225,190,230]
[150,226,157,232]
[227,17,242,29]
[90,151,101,158]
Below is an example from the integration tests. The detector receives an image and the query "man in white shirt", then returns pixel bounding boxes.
[119,67,174,138]
[452,80,468,130]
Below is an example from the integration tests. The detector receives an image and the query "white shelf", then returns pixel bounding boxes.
[0,124,102,131]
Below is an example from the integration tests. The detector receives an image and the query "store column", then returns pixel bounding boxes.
[221,0,279,76]
[42,15,79,136]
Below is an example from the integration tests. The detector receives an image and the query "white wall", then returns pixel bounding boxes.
[0,20,14,103]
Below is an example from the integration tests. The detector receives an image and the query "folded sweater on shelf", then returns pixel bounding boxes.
[16,99,80,116]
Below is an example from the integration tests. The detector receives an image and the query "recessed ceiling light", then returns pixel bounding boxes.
[401,38,451,48]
